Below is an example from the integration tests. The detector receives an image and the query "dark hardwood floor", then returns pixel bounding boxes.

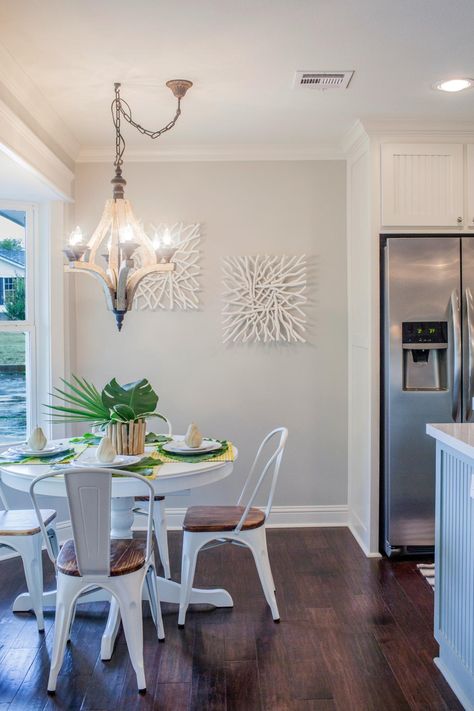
[0,528,463,710]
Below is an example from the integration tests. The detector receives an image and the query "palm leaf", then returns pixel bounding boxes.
[52,387,108,416]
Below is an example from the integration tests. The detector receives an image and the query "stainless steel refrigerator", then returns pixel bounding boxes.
[382,235,474,556]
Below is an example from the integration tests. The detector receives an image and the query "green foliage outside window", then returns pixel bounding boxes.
[0,239,23,251]
[5,277,25,320]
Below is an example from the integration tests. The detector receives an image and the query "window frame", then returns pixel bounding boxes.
[0,201,37,444]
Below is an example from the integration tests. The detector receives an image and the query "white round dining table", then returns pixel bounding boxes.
[0,438,236,658]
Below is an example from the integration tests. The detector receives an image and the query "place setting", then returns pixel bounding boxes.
[0,427,82,466]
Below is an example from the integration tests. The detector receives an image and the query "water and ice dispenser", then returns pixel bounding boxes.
[402,321,448,391]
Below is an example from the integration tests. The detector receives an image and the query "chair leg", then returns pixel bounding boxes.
[178,532,201,628]
[101,595,121,661]
[48,574,80,693]
[17,534,45,632]
[145,563,165,641]
[67,602,76,642]
[245,528,280,622]
[112,572,147,693]
[154,499,171,579]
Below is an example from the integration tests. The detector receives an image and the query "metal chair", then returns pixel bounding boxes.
[0,478,58,631]
[133,415,172,578]
[178,427,288,627]
[30,467,164,694]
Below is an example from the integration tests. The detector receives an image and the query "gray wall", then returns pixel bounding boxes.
[67,160,348,513]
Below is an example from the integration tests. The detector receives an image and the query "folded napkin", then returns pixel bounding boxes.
[155,440,234,464]
[122,453,163,480]
[0,444,87,466]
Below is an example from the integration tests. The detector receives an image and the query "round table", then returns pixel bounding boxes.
[0,439,236,658]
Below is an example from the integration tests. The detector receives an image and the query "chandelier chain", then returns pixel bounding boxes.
[111,83,182,169]
[119,95,182,139]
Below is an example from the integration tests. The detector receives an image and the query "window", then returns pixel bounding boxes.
[0,206,34,444]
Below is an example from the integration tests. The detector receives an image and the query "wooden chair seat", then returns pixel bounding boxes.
[57,532,155,578]
[183,505,265,532]
[0,508,56,536]
[134,495,165,502]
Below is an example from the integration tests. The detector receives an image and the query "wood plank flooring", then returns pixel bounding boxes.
[0,528,463,710]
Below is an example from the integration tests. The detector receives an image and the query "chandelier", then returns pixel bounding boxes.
[64,80,193,330]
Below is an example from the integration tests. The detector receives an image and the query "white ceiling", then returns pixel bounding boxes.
[0,0,474,154]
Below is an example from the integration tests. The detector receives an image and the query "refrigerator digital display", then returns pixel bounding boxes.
[402,321,448,344]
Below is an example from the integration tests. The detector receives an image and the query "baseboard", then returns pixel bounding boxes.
[0,506,350,563]
[348,511,382,558]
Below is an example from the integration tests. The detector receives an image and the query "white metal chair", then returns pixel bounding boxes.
[133,415,172,579]
[30,467,164,695]
[0,478,58,631]
[178,427,288,628]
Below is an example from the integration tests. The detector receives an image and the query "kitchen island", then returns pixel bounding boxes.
[426,423,474,711]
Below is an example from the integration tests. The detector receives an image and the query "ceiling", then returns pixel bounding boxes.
[0,0,474,156]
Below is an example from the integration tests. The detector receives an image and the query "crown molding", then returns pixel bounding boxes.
[0,96,74,200]
[0,41,80,163]
[360,118,474,139]
[77,142,345,163]
[341,120,369,156]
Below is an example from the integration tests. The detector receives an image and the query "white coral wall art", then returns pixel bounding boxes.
[134,223,200,310]
[222,254,307,344]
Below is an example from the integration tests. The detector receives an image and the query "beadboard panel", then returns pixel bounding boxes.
[381,143,463,227]
[434,444,474,710]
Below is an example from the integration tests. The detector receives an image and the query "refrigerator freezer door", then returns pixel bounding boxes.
[461,238,474,422]
[384,237,460,551]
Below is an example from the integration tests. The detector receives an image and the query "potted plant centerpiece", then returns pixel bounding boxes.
[47,376,165,455]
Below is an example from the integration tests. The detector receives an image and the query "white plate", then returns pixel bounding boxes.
[13,444,71,457]
[162,438,223,455]
[72,454,143,469]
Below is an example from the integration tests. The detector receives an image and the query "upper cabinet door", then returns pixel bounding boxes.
[466,144,474,229]
[381,143,464,227]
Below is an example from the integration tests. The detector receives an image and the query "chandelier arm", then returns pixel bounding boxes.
[126,263,175,308]
[116,260,134,312]
[65,263,115,312]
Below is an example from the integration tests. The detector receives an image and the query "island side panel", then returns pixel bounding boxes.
[434,440,474,710]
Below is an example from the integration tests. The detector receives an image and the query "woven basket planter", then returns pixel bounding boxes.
[106,419,146,455]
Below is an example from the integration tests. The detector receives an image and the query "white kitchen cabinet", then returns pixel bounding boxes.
[381,143,464,227]
[467,144,474,229]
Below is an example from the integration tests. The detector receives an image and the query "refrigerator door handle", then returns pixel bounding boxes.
[450,289,462,422]
[464,287,474,421]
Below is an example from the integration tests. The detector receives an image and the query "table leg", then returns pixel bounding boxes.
[12,586,111,612]
[111,496,135,539]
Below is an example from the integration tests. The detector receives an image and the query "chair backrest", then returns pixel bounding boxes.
[29,467,156,577]
[149,414,173,437]
[235,427,288,532]
[0,478,9,511]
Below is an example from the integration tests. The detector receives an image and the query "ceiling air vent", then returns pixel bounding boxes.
[293,70,354,90]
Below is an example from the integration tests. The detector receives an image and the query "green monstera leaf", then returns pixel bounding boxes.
[101,378,159,420]
[110,403,136,422]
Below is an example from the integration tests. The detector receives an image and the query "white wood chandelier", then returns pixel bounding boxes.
[64,80,193,330]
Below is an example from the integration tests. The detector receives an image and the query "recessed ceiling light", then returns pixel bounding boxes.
[434,78,474,93]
